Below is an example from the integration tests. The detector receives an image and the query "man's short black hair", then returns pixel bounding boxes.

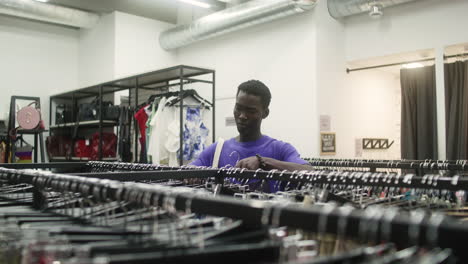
[237,80,272,108]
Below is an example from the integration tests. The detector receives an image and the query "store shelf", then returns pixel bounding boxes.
[50,120,117,129]
[50,65,214,100]
[16,129,48,134]
[50,156,118,162]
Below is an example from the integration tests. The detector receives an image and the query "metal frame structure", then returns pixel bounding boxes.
[49,65,216,164]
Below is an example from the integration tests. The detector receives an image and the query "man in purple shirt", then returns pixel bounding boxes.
[191,80,312,175]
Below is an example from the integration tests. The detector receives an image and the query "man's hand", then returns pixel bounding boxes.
[236,156,314,171]
[235,156,261,170]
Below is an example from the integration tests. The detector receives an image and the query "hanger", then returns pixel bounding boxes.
[167,89,212,108]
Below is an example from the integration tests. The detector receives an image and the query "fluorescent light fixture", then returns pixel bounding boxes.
[402,62,424,69]
[34,0,49,2]
[178,0,211,9]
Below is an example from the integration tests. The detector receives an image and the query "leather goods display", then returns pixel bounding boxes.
[78,98,120,121]
[17,102,44,130]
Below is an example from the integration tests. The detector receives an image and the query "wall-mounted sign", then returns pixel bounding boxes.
[320,132,336,155]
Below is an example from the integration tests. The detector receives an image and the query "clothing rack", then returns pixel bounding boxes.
[305,158,468,172]
[1,167,468,260]
[73,167,468,192]
[2,161,466,191]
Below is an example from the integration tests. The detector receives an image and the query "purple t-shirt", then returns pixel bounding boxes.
[191,135,307,193]
[191,135,307,167]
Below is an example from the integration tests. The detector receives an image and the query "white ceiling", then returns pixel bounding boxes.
[47,0,228,24]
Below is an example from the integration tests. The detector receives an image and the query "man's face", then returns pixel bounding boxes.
[233,90,268,135]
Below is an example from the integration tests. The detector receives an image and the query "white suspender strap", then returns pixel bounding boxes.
[212,138,225,168]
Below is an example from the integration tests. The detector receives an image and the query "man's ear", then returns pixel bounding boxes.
[262,108,269,119]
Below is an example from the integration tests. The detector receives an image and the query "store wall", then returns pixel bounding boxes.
[78,13,116,88]
[176,9,319,158]
[114,12,177,79]
[345,0,468,61]
[339,70,401,159]
[314,0,347,158]
[0,15,78,129]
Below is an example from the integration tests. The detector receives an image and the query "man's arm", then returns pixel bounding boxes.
[235,156,313,171]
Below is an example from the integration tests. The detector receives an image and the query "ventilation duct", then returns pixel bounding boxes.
[0,0,99,28]
[327,0,424,19]
[160,0,317,51]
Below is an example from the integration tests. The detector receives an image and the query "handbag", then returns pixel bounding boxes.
[10,102,45,140]
[78,100,97,121]
[17,102,44,130]
[78,98,120,121]
[56,104,73,124]
[46,135,72,159]
[90,132,117,160]
[74,139,92,158]
[98,101,120,121]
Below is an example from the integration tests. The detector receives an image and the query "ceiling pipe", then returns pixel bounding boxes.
[160,0,317,51]
[0,0,99,28]
[327,0,426,19]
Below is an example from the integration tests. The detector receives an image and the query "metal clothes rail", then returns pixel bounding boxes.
[71,168,468,191]
[1,167,468,260]
[305,158,468,172]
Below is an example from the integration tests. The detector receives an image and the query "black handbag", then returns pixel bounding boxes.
[56,104,73,124]
[78,101,97,121]
[78,98,120,121]
[99,101,120,121]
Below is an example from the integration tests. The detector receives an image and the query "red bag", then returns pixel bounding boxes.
[90,132,117,160]
[74,140,92,158]
[46,136,72,159]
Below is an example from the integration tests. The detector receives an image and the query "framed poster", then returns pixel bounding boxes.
[320,132,336,155]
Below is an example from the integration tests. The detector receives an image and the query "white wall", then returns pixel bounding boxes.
[176,10,319,158]
[315,0,347,158]
[114,12,177,79]
[344,0,468,160]
[345,0,468,61]
[78,13,116,88]
[337,70,401,159]
[0,15,78,130]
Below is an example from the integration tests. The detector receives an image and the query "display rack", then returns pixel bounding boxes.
[50,65,215,163]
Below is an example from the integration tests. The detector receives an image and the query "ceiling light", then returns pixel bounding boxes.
[402,63,424,69]
[368,2,383,19]
[34,0,49,2]
[178,0,211,9]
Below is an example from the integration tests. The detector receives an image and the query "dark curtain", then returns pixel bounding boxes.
[445,61,468,160]
[400,65,438,159]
